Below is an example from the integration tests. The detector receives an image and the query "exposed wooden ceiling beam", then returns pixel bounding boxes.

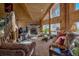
[19,4,33,20]
[40,3,54,21]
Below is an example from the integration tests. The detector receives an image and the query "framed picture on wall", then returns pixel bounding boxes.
[4,3,13,12]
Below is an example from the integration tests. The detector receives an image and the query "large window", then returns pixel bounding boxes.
[71,22,79,32]
[43,12,49,34]
[50,4,60,18]
[75,22,79,32]
[75,3,79,10]
[50,23,60,35]
[0,19,5,37]
[43,24,49,34]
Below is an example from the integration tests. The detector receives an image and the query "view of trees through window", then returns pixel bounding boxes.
[42,23,60,35]
[42,24,49,34]
[75,22,79,32]
[71,22,79,32]
[42,4,60,35]
[50,23,60,35]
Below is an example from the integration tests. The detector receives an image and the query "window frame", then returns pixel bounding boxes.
[75,3,79,10]
[50,3,60,18]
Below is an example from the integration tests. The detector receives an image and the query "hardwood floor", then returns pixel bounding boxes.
[33,38,53,56]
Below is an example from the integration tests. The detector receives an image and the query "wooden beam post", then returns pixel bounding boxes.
[49,11,51,35]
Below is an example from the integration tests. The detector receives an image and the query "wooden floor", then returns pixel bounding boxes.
[33,38,53,56]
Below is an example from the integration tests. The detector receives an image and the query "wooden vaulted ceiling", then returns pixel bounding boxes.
[25,3,51,21]
[0,3,53,25]
[14,3,52,24]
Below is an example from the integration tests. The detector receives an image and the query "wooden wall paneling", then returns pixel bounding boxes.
[0,4,5,18]
[69,3,79,32]
[60,4,66,31]
[65,4,70,32]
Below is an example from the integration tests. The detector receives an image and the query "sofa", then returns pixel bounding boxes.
[0,42,36,56]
